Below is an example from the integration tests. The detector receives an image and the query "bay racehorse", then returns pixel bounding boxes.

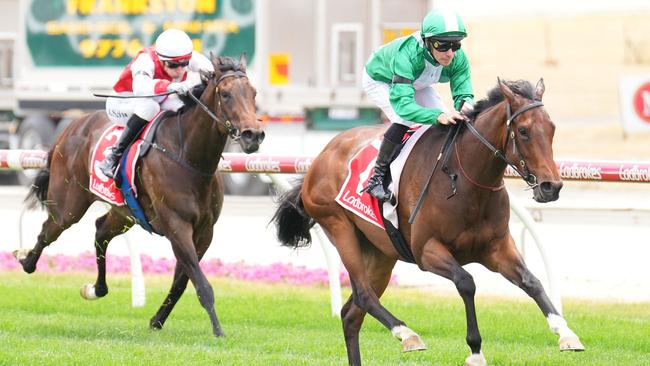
[272,79,584,365]
[13,54,264,339]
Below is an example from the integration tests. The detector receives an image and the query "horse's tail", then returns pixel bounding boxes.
[270,178,315,248]
[24,150,52,210]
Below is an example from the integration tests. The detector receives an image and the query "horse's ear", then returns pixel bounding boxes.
[535,78,545,101]
[209,51,221,71]
[497,77,516,103]
[239,53,248,71]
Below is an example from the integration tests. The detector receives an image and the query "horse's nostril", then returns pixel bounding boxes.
[540,181,562,195]
[540,182,553,193]
[241,129,265,144]
[240,130,254,142]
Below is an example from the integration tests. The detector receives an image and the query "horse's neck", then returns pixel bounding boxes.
[457,103,509,186]
[178,102,228,172]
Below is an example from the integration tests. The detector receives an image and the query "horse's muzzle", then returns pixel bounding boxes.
[239,128,265,153]
[533,180,563,202]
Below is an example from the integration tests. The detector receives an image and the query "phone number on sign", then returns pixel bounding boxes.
[78,38,202,59]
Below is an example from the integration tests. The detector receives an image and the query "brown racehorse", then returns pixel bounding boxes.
[13,54,265,339]
[272,79,584,365]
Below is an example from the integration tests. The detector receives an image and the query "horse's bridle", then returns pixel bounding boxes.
[150,70,250,177]
[409,99,544,224]
[186,70,248,141]
[463,100,545,188]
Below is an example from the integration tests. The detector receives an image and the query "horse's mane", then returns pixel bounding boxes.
[466,80,535,121]
[177,55,245,111]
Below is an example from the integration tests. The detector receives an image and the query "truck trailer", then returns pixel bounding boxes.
[0,0,432,192]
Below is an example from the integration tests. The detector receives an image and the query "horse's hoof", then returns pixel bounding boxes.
[559,336,585,351]
[465,352,487,366]
[150,320,163,330]
[80,284,98,300]
[214,328,226,338]
[13,249,28,262]
[401,334,426,352]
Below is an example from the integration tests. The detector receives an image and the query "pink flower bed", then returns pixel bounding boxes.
[0,251,398,286]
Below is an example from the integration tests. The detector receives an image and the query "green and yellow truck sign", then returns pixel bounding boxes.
[25,0,255,67]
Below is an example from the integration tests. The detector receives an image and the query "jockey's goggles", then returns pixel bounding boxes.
[164,60,190,69]
[430,40,461,52]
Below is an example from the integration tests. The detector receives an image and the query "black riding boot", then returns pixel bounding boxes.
[98,114,148,178]
[362,124,408,201]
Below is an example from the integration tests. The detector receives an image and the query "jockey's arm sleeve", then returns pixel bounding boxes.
[389,50,441,124]
[130,53,158,96]
[189,51,214,73]
[448,50,475,111]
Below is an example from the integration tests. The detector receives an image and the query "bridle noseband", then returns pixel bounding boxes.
[463,100,545,188]
[186,70,248,141]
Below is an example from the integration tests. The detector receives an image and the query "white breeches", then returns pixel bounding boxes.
[362,69,448,127]
[105,93,184,124]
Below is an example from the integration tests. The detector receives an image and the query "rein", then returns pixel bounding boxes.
[462,101,544,188]
[454,142,505,191]
[408,123,461,224]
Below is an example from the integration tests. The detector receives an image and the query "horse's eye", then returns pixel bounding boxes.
[221,91,232,99]
[518,127,529,139]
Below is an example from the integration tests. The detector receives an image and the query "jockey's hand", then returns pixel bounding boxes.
[167,82,191,96]
[460,101,475,118]
[437,111,467,125]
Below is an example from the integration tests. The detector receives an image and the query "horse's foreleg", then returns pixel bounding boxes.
[164,221,223,338]
[150,262,189,330]
[419,239,486,366]
[80,211,132,300]
[485,236,585,352]
[151,226,213,330]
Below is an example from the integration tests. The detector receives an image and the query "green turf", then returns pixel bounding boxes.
[0,272,648,365]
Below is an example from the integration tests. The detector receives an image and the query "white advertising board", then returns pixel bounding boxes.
[619,76,650,134]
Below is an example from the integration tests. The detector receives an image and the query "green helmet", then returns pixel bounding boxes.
[421,9,467,41]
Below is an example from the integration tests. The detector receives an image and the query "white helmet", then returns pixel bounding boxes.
[155,29,193,61]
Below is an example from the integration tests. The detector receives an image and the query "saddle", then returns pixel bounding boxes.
[89,111,174,234]
[335,124,429,263]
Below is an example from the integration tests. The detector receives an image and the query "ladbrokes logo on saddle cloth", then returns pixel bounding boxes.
[335,124,429,229]
[89,121,156,205]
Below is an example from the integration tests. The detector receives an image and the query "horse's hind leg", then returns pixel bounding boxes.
[14,189,93,274]
[419,238,486,366]
[484,236,584,352]
[321,218,423,365]
[150,226,213,330]
[341,236,416,366]
[80,210,133,300]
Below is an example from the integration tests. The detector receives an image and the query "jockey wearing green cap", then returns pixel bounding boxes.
[362,8,475,202]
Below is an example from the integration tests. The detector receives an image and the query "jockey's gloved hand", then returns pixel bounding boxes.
[167,82,191,96]
[460,100,475,118]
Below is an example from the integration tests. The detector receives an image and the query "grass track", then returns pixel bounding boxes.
[0,272,648,365]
